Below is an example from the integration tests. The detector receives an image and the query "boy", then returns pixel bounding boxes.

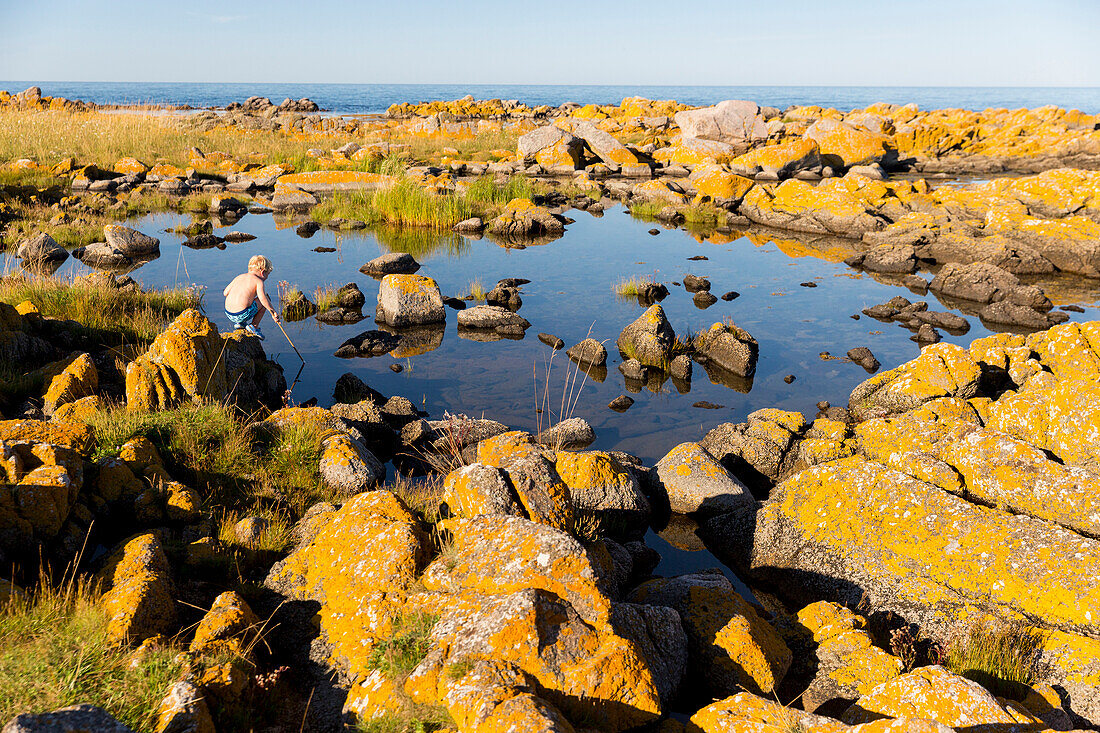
[224,254,280,340]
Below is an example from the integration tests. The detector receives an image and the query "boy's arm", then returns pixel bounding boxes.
[222,279,232,297]
[256,280,280,322]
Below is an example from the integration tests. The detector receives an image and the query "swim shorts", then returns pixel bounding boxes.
[225,300,259,328]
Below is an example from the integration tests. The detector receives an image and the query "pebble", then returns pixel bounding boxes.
[687,255,709,261]
[721,291,740,301]
[313,247,336,253]
[783,374,796,384]
[648,228,660,236]
[390,364,403,373]
[693,401,725,409]
[1062,304,1085,313]
[799,281,818,288]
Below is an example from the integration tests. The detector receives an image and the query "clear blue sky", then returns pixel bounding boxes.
[2,0,1098,86]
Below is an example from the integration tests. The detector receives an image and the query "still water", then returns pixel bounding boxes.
[37,204,1100,465]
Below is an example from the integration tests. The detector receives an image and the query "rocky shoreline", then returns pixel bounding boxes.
[1,89,1100,732]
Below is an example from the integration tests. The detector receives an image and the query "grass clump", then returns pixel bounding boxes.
[216,508,294,555]
[0,275,199,343]
[944,623,1046,698]
[463,174,533,207]
[83,402,329,515]
[312,180,473,231]
[0,574,184,730]
[612,275,656,298]
[357,705,452,733]
[465,278,486,301]
[629,201,662,220]
[369,611,438,679]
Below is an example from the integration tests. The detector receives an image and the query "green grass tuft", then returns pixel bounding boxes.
[368,611,438,679]
[944,623,1046,698]
[0,573,184,730]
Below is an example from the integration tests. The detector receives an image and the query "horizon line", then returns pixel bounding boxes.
[4,81,1100,90]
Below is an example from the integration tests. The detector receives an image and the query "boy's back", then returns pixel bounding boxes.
[224,272,262,312]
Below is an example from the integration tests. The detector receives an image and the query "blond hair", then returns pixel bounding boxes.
[248,255,273,274]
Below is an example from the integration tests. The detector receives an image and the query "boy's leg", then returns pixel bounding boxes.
[252,307,266,326]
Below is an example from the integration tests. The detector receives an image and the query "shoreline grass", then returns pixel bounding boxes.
[0,274,200,342]
[944,623,1046,698]
[0,572,184,730]
[612,275,657,298]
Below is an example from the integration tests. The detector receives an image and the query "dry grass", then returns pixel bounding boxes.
[612,275,657,298]
[465,278,487,301]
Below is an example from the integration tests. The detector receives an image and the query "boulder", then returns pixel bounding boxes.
[654,442,754,515]
[154,681,215,733]
[627,572,791,697]
[487,198,565,238]
[554,450,650,530]
[442,463,524,519]
[318,432,384,496]
[16,232,68,264]
[103,224,160,256]
[375,274,445,327]
[125,310,228,411]
[98,533,176,644]
[695,321,758,377]
[674,100,767,143]
[616,304,676,368]
[264,491,427,675]
[3,705,134,733]
[847,342,981,421]
[456,305,530,332]
[518,126,584,170]
[803,119,891,168]
[730,138,821,177]
[566,338,608,367]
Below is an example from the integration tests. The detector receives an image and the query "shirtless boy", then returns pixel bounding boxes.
[223,255,280,340]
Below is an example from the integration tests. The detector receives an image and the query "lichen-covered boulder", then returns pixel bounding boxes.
[627,572,791,697]
[104,223,160,256]
[487,198,565,238]
[98,533,176,644]
[16,231,68,264]
[848,342,982,421]
[189,591,259,655]
[841,665,1045,729]
[154,681,215,733]
[125,309,227,411]
[616,304,676,368]
[694,320,758,377]
[442,463,523,519]
[689,692,953,733]
[475,432,575,533]
[987,378,1100,469]
[655,442,753,515]
[795,601,904,712]
[554,450,650,530]
[318,432,384,496]
[264,491,426,674]
[740,456,1100,638]
[731,138,821,177]
[375,274,445,327]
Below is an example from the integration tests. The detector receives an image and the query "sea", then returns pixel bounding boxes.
[3,82,1100,115]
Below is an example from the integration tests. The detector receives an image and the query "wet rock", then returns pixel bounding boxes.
[694,321,758,378]
[566,338,607,367]
[608,395,634,412]
[694,401,725,409]
[486,284,523,311]
[376,274,445,327]
[184,232,224,249]
[332,329,401,358]
[538,333,564,350]
[637,282,669,304]
[655,442,753,516]
[846,347,880,373]
[799,281,818,288]
[846,244,918,274]
[295,221,320,237]
[222,231,255,243]
[980,299,1063,329]
[313,246,335,253]
[783,374,796,384]
[930,261,1051,310]
[694,291,718,308]
[359,252,421,276]
[457,305,530,332]
[721,290,740,301]
[669,354,692,381]
[618,358,649,381]
[649,228,660,235]
[911,323,941,343]
[683,274,711,293]
[627,572,791,697]
[616,304,675,368]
